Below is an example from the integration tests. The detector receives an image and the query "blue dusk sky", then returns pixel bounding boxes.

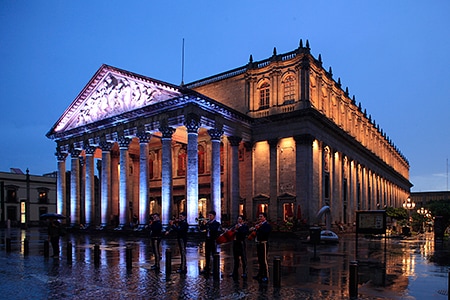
[0,1,449,192]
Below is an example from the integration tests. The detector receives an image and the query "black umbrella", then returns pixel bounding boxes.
[40,213,66,220]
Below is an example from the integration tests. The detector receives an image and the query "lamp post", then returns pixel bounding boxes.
[417,207,431,233]
[402,197,415,234]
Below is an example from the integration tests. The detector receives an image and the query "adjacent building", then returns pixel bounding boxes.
[0,168,57,227]
[46,40,412,229]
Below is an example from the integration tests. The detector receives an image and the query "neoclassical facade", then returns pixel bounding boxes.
[47,40,411,229]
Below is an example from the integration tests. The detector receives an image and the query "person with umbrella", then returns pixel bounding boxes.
[47,217,62,257]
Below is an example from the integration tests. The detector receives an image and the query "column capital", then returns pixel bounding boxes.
[137,131,151,144]
[55,150,68,161]
[84,144,97,155]
[69,146,82,157]
[267,139,279,147]
[184,113,200,133]
[100,141,114,152]
[118,136,132,149]
[159,126,175,138]
[228,136,242,147]
[208,128,224,141]
[294,134,315,145]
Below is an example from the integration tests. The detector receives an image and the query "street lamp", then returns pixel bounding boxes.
[417,207,431,233]
[402,198,415,233]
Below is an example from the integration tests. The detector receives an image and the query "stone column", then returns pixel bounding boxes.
[56,151,67,216]
[100,142,112,227]
[111,151,120,222]
[208,128,223,222]
[79,156,86,225]
[294,134,314,224]
[185,115,200,227]
[332,150,342,224]
[84,145,96,227]
[69,147,81,226]
[268,139,278,220]
[118,136,132,228]
[228,136,242,223]
[138,131,151,227]
[160,126,175,226]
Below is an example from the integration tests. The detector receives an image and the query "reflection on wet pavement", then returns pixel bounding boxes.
[0,228,448,299]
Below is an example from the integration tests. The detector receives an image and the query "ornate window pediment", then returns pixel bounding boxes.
[52,65,182,133]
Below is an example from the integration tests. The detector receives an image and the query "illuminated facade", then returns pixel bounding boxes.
[47,40,411,228]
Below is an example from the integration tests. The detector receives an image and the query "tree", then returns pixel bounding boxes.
[427,199,450,231]
[386,206,408,221]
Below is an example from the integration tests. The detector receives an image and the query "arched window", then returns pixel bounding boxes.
[283,75,295,103]
[259,82,270,109]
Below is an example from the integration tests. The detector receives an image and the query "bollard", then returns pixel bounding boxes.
[67,241,72,263]
[165,248,172,280]
[273,256,281,287]
[94,244,100,266]
[213,253,220,281]
[24,238,29,256]
[44,240,49,257]
[126,245,132,269]
[5,238,11,253]
[349,261,358,299]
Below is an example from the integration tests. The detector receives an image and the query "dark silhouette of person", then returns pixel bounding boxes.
[199,210,222,275]
[230,215,249,279]
[47,218,61,257]
[167,212,188,274]
[250,212,272,282]
[149,213,162,270]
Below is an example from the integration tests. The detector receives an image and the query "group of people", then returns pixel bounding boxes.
[46,210,272,282]
[148,210,272,283]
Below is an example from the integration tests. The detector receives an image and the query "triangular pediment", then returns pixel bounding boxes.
[50,65,183,134]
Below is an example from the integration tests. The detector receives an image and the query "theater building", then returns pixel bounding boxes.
[46,40,412,229]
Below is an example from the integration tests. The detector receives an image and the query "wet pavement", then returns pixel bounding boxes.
[0,227,448,300]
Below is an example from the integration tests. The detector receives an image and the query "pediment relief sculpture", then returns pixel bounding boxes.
[55,68,182,133]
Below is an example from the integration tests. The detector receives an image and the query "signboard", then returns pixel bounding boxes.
[356,210,386,234]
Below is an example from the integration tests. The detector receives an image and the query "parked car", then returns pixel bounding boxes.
[307,230,339,243]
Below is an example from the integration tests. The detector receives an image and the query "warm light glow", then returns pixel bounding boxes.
[402,198,415,210]
[20,201,26,224]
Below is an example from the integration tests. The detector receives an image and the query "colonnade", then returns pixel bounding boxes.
[55,119,242,229]
[260,134,408,226]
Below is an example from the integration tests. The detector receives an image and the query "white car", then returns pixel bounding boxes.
[307,230,339,243]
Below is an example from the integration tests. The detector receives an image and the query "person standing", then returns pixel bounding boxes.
[230,215,249,279]
[250,212,272,282]
[149,213,163,270]
[166,212,188,274]
[47,217,61,257]
[199,210,222,275]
